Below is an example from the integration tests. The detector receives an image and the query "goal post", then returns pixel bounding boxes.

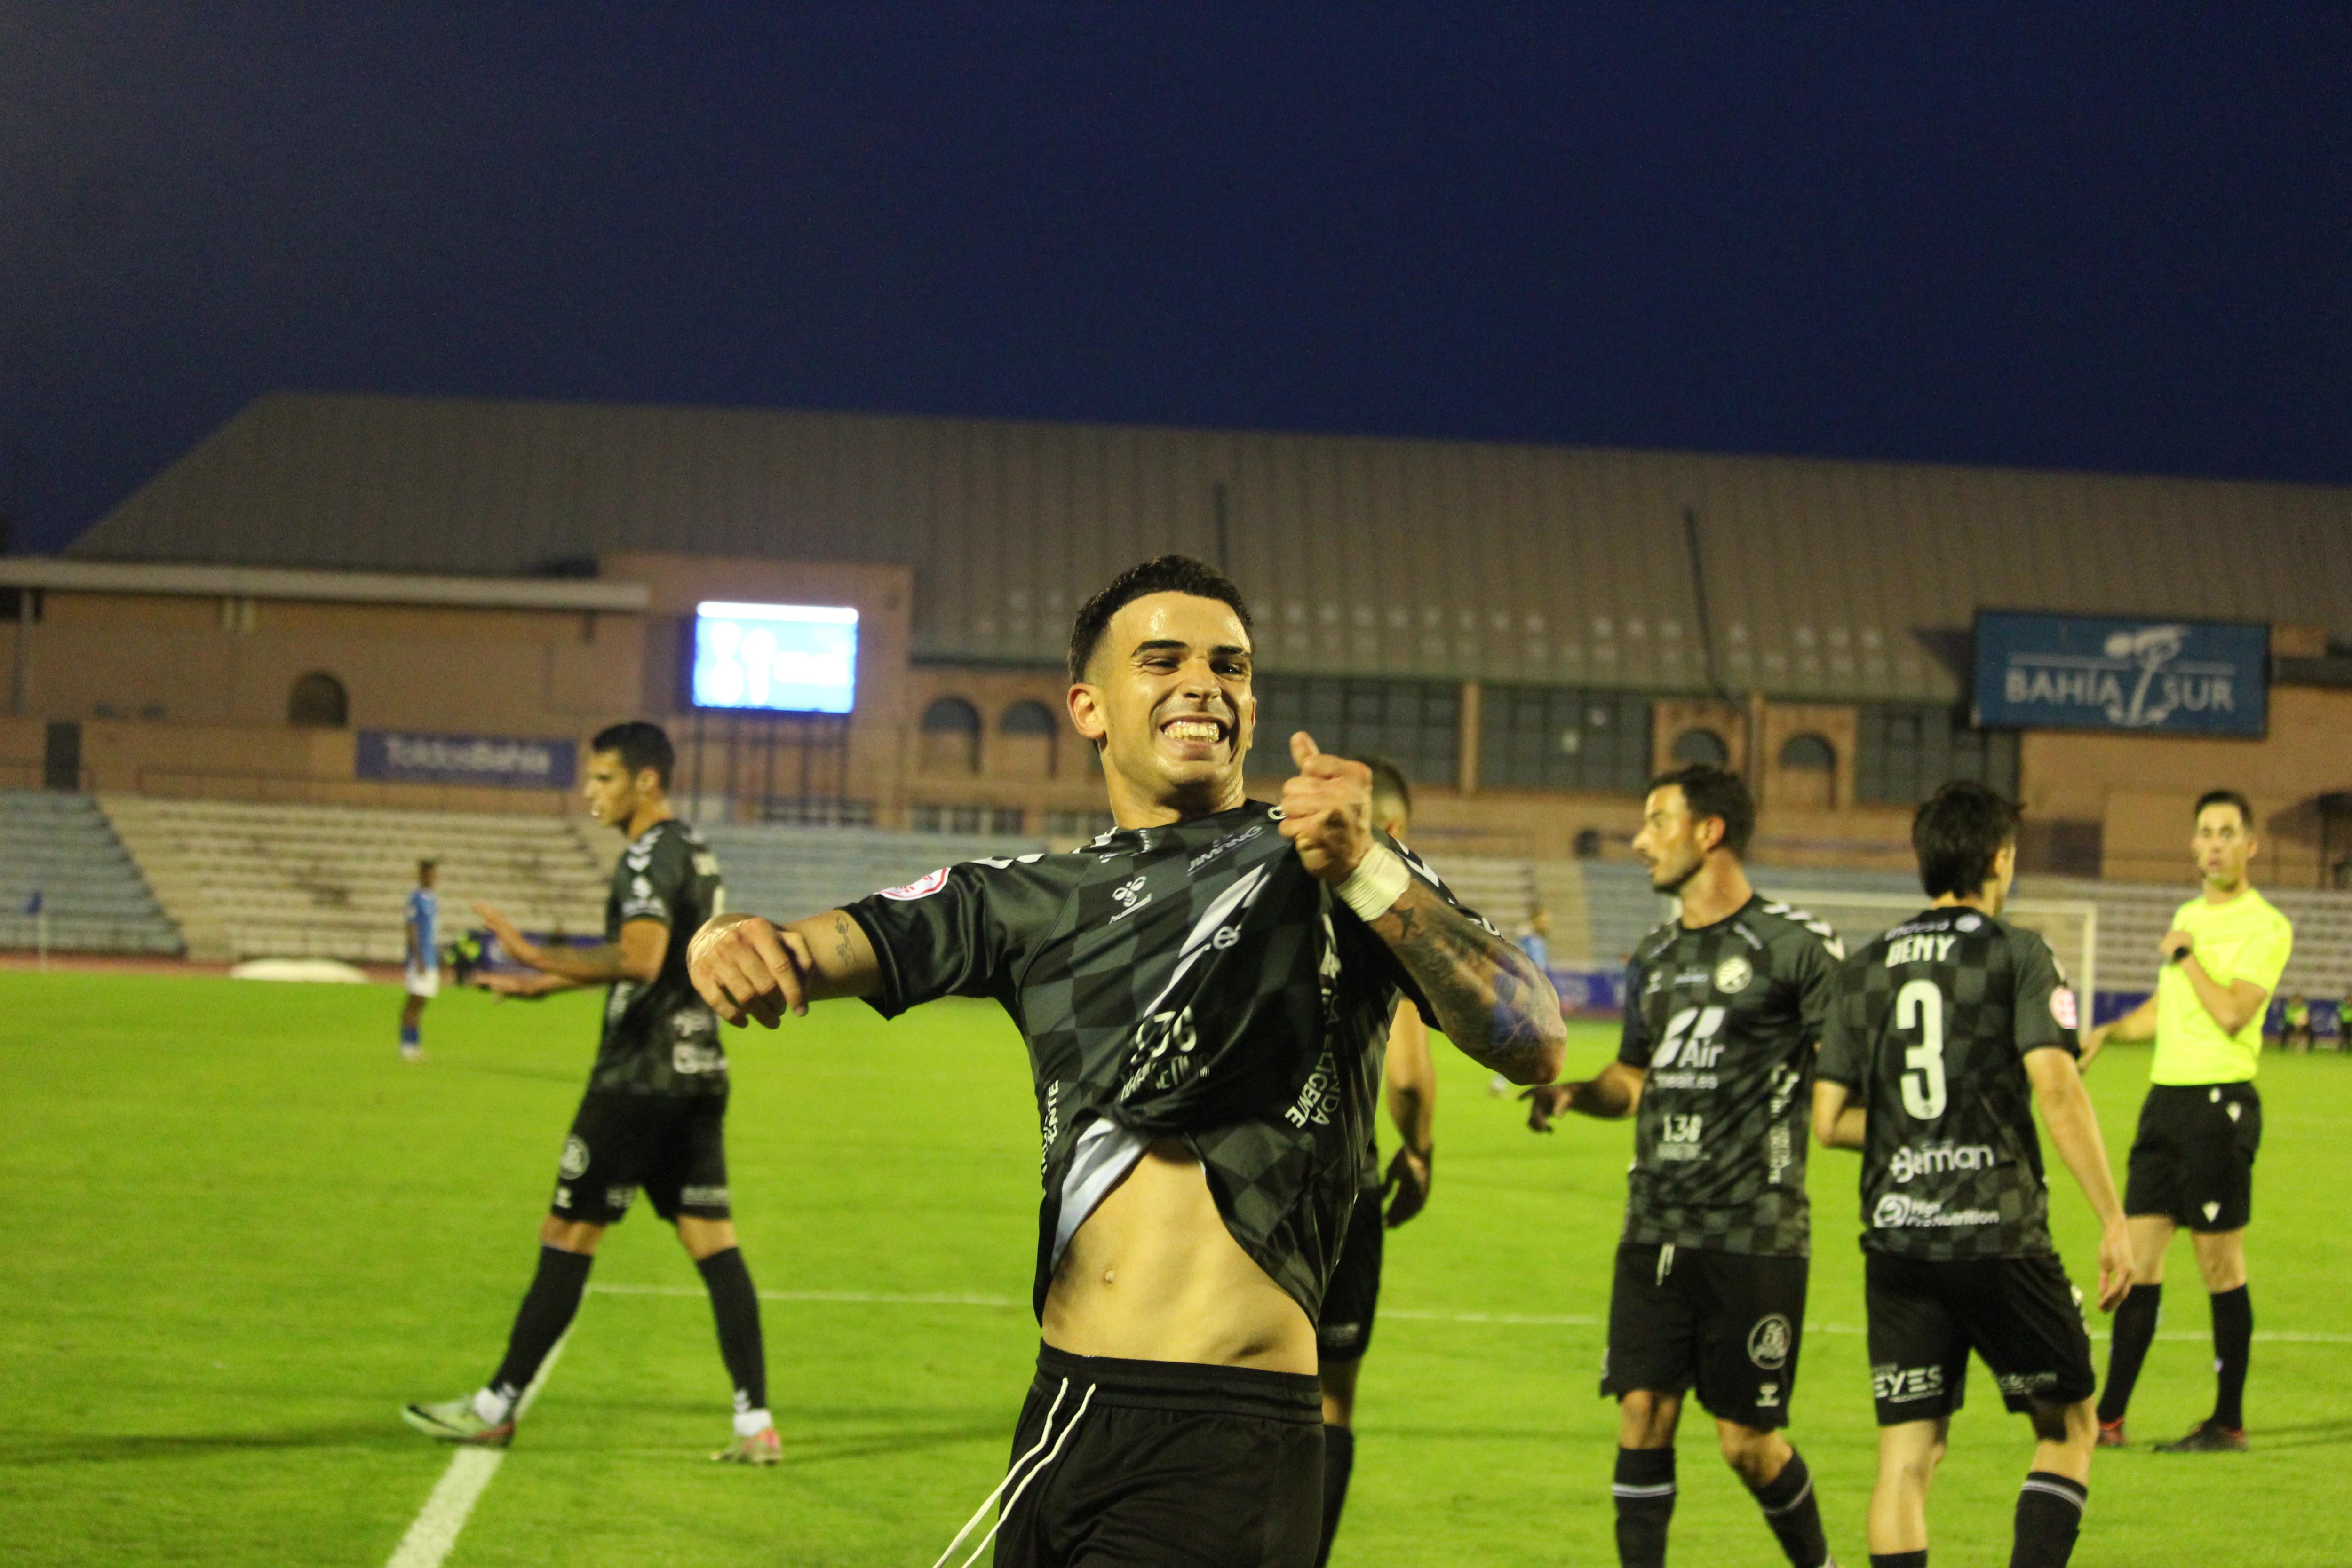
[1750,889,2098,1008]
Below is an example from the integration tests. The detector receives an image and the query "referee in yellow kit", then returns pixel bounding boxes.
[2081,789,2292,1452]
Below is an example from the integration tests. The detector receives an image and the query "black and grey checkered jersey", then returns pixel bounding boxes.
[840,801,1475,1321]
[590,820,728,1098]
[1616,896,1842,1257]
[1817,906,2080,1260]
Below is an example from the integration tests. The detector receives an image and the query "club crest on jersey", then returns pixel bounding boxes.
[1747,1314,1793,1370]
[2050,985,2079,1031]
[879,867,950,901]
[1713,954,1753,994]
[560,1135,589,1178]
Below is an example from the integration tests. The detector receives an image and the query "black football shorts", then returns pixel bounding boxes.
[1602,1243,1809,1431]
[1864,1251,2095,1425]
[549,1091,731,1225]
[1316,1187,1385,1362]
[2125,1082,2261,1232]
[981,1343,1324,1568]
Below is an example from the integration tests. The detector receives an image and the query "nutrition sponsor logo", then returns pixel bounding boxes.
[1872,1193,2002,1229]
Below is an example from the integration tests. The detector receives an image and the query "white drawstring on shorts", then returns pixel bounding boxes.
[930,1376,1098,1568]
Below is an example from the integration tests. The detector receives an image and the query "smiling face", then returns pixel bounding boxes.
[2192,800,2257,894]
[1068,590,1255,824]
[581,748,658,833]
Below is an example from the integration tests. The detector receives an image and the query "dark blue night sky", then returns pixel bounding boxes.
[4,3,2345,555]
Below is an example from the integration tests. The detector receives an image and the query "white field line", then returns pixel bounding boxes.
[586,1283,2352,1345]
[385,1333,568,1568]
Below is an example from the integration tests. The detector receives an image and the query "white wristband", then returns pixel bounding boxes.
[1335,842,1413,922]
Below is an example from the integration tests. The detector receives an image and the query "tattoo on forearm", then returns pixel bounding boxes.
[1372,884,1564,1080]
[830,912,854,971]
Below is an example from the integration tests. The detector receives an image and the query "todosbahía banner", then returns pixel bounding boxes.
[357,729,580,788]
[1971,612,2269,737]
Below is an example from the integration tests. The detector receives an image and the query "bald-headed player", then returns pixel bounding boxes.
[2082,788,2293,1452]
[1312,755,1438,1568]
[689,555,1565,1567]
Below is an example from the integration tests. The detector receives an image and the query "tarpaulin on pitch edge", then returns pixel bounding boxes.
[1971,612,2269,738]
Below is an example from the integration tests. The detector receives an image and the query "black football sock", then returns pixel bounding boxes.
[1748,1447,1830,1567]
[1870,1554,1928,1568]
[1613,1447,1675,1568]
[2010,1472,2086,1568]
[488,1244,593,1409]
[696,1247,769,1417]
[1312,1424,1355,1568]
[2096,1283,2161,1424]
[2209,1284,2251,1430]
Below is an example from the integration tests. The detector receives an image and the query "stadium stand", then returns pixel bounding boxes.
[0,791,182,955]
[698,823,1047,922]
[97,797,607,964]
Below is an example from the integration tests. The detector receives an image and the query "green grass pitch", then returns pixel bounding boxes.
[3,970,2349,1566]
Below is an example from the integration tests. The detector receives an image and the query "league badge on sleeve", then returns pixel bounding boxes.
[880,867,950,901]
[2051,985,2080,1031]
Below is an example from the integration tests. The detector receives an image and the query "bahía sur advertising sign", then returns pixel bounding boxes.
[1971,612,2268,737]
[357,730,580,788]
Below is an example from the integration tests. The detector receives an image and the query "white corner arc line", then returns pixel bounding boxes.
[385,1333,569,1568]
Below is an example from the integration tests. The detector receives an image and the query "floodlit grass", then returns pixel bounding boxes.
[2,970,2348,1565]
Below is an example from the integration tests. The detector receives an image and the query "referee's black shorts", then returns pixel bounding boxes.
[2124,1081,2262,1232]
[1316,1187,1384,1362]
[549,1090,732,1226]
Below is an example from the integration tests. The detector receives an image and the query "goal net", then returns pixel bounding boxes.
[1751,889,2099,1007]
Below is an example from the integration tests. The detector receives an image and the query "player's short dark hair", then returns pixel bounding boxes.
[1648,764,1754,858]
[1066,555,1255,684]
[2194,788,2255,830]
[1358,755,1412,828]
[1913,780,2023,899]
[417,858,437,875]
[591,720,675,789]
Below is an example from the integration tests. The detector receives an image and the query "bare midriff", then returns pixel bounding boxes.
[1041,1138,1316,1374]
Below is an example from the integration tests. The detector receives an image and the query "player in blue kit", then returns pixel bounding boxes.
[400,859,438,1062]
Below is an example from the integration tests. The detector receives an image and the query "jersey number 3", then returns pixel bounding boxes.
[1896,978,1947,1121]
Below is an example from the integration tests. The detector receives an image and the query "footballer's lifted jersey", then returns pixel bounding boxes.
[1818,907,2080,1260]
[1617,897,1842,1256]
[591,820,727,1098]
[841,801,1474,1322]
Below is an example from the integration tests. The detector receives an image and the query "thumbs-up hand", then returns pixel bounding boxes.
[1278,731,1375,885]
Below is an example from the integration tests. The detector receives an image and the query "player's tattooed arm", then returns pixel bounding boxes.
[688,909,882,1027]
[1369,881,1566,1085]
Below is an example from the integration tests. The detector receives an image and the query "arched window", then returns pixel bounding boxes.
[919,696,982,775]
[1670,727,1728,768]
[288,671,348,729]
[998,698,1059,778]
[1778,732,1836,809]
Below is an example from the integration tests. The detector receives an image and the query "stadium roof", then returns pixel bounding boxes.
[69,392,2352,701]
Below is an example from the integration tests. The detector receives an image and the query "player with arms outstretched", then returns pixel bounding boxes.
[402,721,780,1464]
[688,555,1565,1567]
[1813,782,2132,1568]
[1524,764,1841,1568]
[1311,755,1439,1568]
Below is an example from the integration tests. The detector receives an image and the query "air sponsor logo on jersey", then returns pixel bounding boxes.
[1888,1140,2000,1184]
[1713,954,1753,994]
[1874,1362,1947,1405]
[1873,1193,2003,1229]
[1747,1314,1793,1370]
[879,867,950,901]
